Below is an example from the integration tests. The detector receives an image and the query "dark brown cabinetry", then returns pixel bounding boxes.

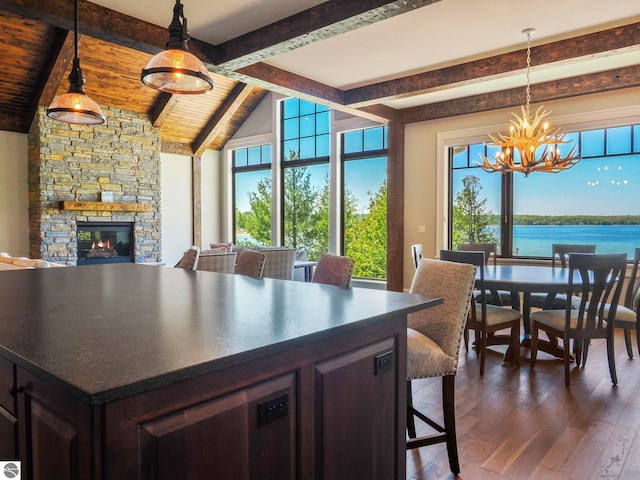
[17,368,92,480]
[0,356,16,460]
[103,321,404,479]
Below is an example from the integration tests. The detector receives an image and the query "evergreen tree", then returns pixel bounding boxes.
[452,175,498,247]
[344,181,387,279]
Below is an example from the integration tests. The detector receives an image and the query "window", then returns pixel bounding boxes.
[229,97,389,282]
[232,144,272,246]
[281,98,330,261]
[449,123,640,258]
[342,126,388,279]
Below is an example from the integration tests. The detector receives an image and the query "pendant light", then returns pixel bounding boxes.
[141,0,214,94]
[46,0,106,125]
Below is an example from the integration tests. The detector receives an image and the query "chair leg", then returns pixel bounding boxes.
[511,323,520,368]
[607,336,618,385]
[407,381,417,439]
[564,337,572,387]
[623,328,633,359]
[479,331,486,376]
[442,375,460,475]
[636,325,640,358]
[530,322,538,368]
[463,326,469,352]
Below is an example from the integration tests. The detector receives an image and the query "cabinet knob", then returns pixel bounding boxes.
[8,384,24,396]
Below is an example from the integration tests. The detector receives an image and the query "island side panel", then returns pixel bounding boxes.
[103,315,407,480]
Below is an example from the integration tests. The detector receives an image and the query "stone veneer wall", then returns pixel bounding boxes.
[28,106,161,264]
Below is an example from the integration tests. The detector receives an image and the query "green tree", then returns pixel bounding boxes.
[344,181,387,279]
[452,175,498,247]
[237,178,272,246]
[283,164,328,259]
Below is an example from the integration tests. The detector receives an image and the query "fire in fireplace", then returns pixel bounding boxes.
[77,222,134,265]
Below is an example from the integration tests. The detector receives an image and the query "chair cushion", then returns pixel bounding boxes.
[531,309,606,331]
[480,304,522,326]
[407,328,457,379]
[570,301,637,324]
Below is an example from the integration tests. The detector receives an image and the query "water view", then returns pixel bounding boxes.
[512,224,640,257]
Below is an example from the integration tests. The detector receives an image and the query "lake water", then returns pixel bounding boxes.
[512,224,640,257]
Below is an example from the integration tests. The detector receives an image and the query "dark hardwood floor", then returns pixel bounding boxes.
[406,328,640,479]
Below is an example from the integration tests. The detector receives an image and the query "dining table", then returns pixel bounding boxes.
[480,264,583,359]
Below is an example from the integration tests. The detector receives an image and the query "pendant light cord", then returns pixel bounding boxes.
[74,0,79,60]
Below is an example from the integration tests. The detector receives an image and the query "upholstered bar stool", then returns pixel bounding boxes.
[406,258,476,475]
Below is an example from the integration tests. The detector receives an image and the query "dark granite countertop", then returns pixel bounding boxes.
[0,264,441,405]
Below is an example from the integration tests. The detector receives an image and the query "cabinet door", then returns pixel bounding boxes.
[138,373,296,480]
[0,406,17,459]
[314,337,399,480]
[17,368,92,480]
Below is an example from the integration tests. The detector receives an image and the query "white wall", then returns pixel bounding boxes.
[160,149,225,265]
[403,86,640,289]
[0,131,29,256]
[161,152,193,266]
[201,148,225,247]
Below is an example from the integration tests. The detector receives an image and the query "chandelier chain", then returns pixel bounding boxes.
[525,31,531,117]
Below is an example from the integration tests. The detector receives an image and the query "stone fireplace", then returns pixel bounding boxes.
[28,106,162,265]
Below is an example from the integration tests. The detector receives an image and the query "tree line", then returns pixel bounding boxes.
[236,154,387,280]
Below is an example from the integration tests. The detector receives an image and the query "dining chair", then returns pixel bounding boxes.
[594,247,640,358]
[406,258,476,475]
[530,243,596,310]
[530,252,627,387]
[440,249,522,376]
[411,243,424,270]
[458,242,519,310]
[234,249,266,278]
[174,246,200,271]
[311,254,354,287]
[196,251,237,273]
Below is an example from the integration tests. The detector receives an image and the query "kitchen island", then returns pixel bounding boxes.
[0,264,441,479]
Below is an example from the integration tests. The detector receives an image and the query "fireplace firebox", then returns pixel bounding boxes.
[77,222,134,265]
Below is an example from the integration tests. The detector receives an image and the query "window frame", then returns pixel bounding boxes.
[444,112,640,259]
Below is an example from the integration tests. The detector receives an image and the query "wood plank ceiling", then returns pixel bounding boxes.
[0,0,638,155]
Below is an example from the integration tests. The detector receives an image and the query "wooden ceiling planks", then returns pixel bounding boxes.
[158,74,239,146]
[53,36,157,115]
[0,11,60,130]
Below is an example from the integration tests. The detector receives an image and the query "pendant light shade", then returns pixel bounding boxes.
[141,0,214,94]
[46,0,105,125]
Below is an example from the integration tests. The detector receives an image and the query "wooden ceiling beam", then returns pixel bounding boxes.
[0,113,26,133]
[0,0,216,64]
[345,21,640,107]
[27,30,75,125]
[398,65,640,124]
[208,89,269,151]
[149,93,180,128]
[234,63,394,123]
[214,0,442,71]
[192,83,255,156]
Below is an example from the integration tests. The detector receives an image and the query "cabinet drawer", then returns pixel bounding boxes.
[0,357,14,414]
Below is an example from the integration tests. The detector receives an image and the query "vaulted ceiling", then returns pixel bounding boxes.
[1,0,639,155]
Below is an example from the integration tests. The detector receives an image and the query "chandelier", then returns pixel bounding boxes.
[478,28,578,176]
